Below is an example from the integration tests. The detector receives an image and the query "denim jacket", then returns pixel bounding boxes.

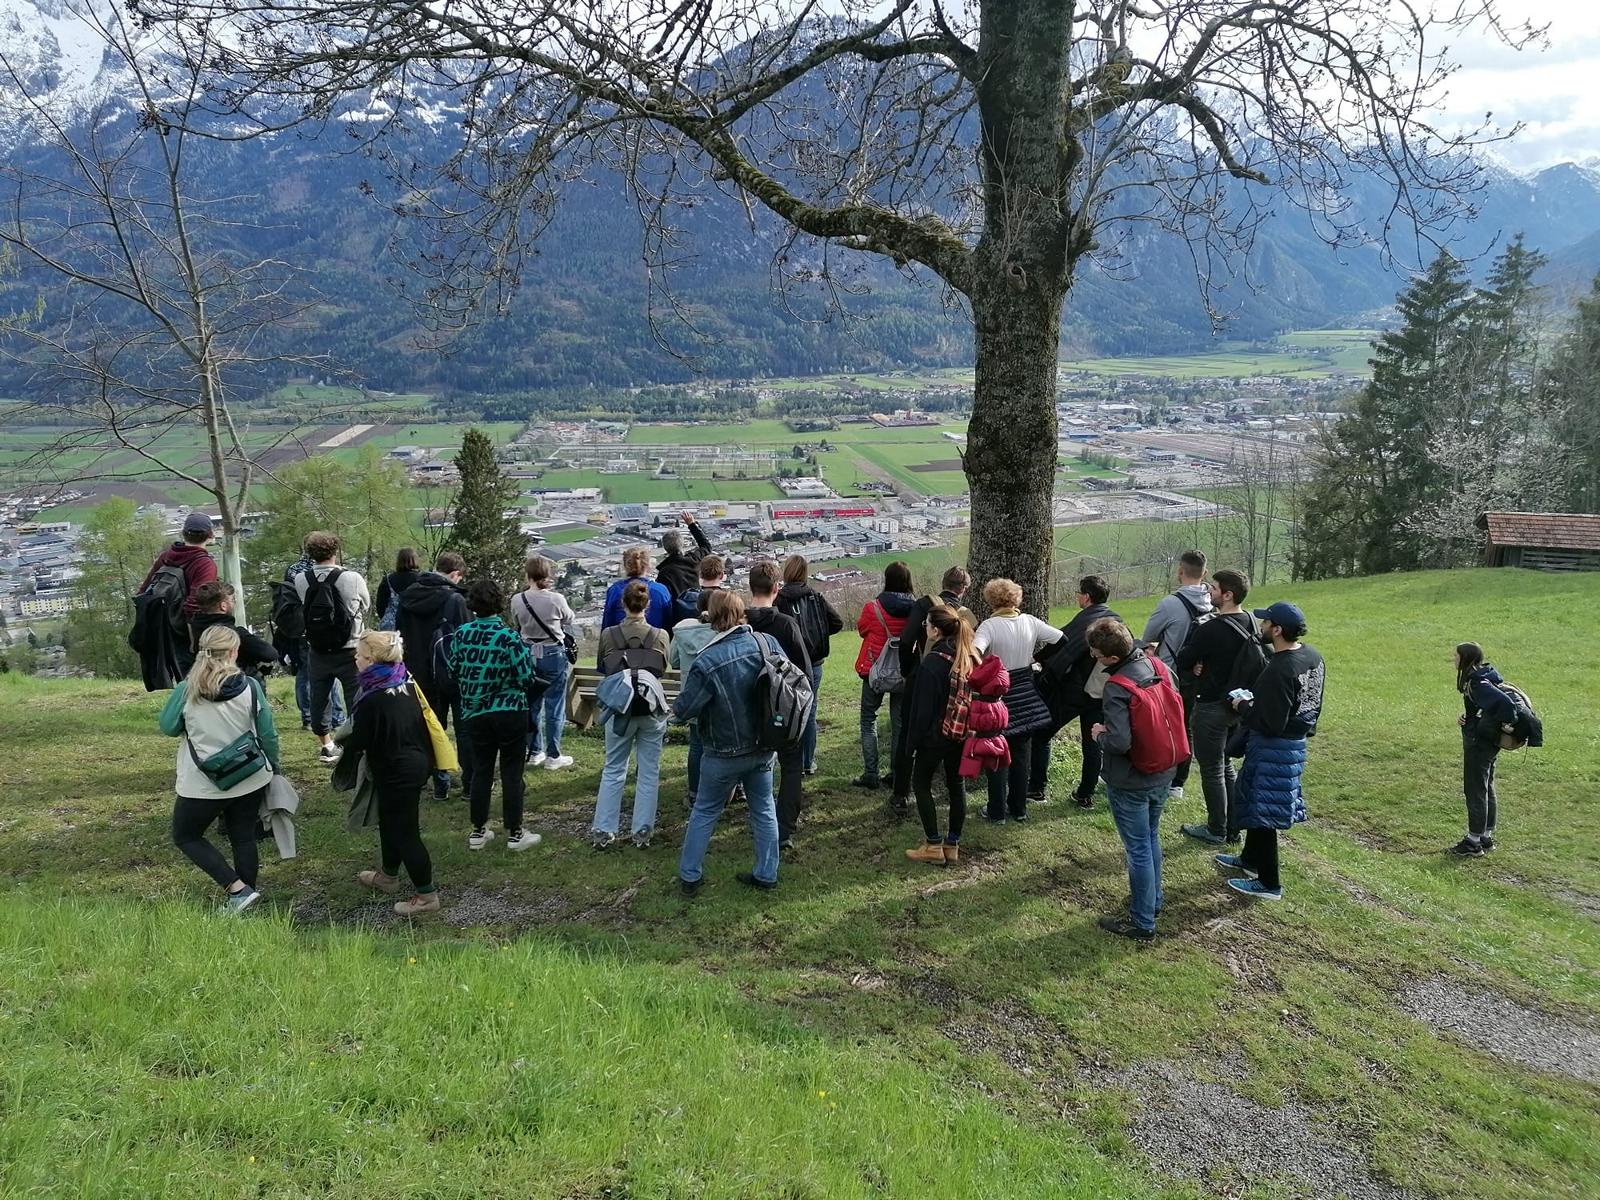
[671,624,779,757]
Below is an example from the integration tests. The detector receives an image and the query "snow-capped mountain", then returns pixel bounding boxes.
[0,0,122,119]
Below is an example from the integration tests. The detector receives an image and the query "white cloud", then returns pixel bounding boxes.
[1435,0,1600,167]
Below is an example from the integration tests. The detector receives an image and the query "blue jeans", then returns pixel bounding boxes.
[678,751,779,885]
[859,678,904,782]
[526,645,569,758]
[687,726,704,800]
[594,714,666,836]
[1107,783,1169,932]
[802,662,824,770]
[295,655,346,727]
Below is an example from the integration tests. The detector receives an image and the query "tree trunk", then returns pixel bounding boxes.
[962,0,1076,619]
[966,286,1064,618]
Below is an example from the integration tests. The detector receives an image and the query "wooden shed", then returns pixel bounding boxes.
[1477,511,1600,572]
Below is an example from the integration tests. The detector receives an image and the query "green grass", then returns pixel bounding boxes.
[3,569,1595,1199]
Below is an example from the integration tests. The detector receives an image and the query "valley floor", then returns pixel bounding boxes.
[1,569,1597,1199]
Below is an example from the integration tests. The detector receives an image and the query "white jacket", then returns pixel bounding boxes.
[159,677,279,800]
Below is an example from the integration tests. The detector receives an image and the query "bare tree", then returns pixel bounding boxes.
[0,5,327,619]
[139,0,1533,612]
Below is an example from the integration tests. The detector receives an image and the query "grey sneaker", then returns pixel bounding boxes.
[591,830,617,851]
[632,825,654,849]
[1181,823,1226,845]
[221,887,261,915]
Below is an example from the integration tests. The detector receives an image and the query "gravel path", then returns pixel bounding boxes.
[1401,977,1600,1085]
[1101,1060,1416,1200]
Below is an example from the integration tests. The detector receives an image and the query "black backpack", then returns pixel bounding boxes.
[268,579,306,652]
[790,591,832,659]
[301,567,354,654]
[754,633,816,751]
[1214,612,1267,699]
[601,631,668,680]
[134,562,189,644]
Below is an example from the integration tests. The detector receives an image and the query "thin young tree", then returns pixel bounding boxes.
[144,0,1532,611]
[0,6,326,620]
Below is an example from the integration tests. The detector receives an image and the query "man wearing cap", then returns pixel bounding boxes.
[1215,601,1325,901]
[138,511,219,673]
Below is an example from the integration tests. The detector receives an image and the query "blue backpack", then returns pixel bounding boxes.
[672,587,702,624]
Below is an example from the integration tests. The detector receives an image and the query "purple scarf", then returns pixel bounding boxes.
[355,660,410,709]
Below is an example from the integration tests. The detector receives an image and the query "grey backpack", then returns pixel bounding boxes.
[754,633,816,751]
[865,604,904,695]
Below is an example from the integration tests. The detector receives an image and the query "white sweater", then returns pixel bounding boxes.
[974,613,1063,671]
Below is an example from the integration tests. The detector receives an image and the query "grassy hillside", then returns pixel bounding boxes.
[2,569,1597,1199]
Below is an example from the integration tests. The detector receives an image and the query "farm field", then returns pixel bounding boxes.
[2,569,1596,1199]
[531,467,784,504]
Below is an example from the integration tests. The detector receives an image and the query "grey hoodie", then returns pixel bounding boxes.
[1141,582,1213,669]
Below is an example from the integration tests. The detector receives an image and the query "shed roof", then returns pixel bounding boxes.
[1477,511,1600,551]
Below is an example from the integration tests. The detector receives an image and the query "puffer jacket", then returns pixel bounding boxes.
[1234,732,1308,830]
[1001,670,1051,738]
[855,591,918,677]
[960,655,1012,778]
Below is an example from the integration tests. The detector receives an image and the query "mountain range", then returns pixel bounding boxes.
[5,0,1600,397]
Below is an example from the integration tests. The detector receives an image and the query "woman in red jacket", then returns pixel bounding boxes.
[854,561,917,797]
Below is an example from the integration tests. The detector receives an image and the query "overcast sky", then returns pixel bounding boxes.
[1442,0,1600,169]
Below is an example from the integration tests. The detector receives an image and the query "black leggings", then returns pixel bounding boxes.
[912,742,966,843]
[1241,827,1280,891]
[377,775,434,890]
[172,788,265,891]
[466,709,526,832]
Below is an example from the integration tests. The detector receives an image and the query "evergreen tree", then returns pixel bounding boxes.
[1549,274,1600,513]
[444,428,528,591]
[67,499,167,678]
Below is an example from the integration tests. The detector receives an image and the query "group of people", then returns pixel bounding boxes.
[140,514,1521,938]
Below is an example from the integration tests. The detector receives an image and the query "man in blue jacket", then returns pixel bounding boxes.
[1215,601,1325,901]
[674,590,782,895]
[601,546,674,630]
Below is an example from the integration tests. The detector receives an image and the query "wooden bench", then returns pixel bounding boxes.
[565,665,683,730]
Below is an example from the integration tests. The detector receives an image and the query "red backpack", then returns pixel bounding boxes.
[1107,656,1190,775]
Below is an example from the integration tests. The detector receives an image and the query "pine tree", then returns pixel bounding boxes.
[444,428,528,591]
[1549,274,1600,513]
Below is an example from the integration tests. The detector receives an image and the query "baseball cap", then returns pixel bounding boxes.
[181,512,214,537]
[1251,601,1305,631]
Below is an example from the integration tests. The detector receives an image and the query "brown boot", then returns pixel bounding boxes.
[394,891,441,917]
[943,843,960,865]
[357,869,400,894]
[905,841,948,865]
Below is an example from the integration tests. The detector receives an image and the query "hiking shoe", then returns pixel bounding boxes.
[1448,837,1485,857]
[468,827,495,851]
[736,871,778,891]
[317,744,342,764]
[506,829,541,853]
[905,842,948,865]
[1213,853,1258,879]
[591,830,617,851]
[1480,835,1496,853]
[889,796,910,818]
[779,837,796,857]
[943,843,960,865]
[527,751,547,768]
[221,887,260,915]
[394,892,441,917]
[432,773,452,802]
[543,755,575,771]
[1027,791,1048,805]
[1167,785,1184,800]
[679,876,703,898]
[1072,792,1094,810]
[1181,824,1226,845]
[852,774,880,790]
[632,825,654,850]
[1098,913,1154,941]
[356,869,400,894]
[1227,878,1283,900]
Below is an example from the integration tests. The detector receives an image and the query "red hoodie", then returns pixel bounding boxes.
[140,542,217,615]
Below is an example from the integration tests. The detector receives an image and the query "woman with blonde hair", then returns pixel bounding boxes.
[159,623,280,913]
[338,630,447,915]
[902,606,980,865]
[974,577,1063,822]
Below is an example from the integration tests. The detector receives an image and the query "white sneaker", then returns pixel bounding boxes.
[527,752,547,768]
[543,755,575,771]
[468,827,495,851]
[506,829,542,852]
[318,744,342,764]
[1168,786,1184,800]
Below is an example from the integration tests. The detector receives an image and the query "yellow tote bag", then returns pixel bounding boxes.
[410,682,460,773]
